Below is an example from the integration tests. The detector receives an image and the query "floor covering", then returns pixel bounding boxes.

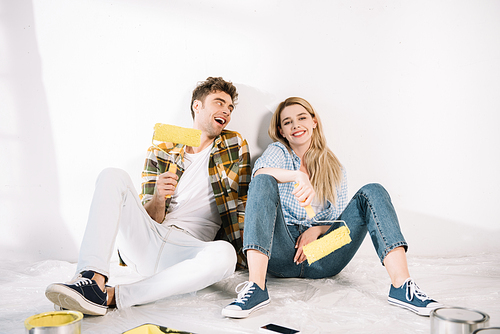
[1,253,499,333]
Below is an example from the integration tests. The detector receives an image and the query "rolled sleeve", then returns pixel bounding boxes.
[140,147,160,205]
[252,143,290,177]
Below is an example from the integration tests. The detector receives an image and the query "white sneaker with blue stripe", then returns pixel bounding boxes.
[388,278,443,316]
[222,281,270,318]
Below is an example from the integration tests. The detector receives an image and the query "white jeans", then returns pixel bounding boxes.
[76,168,237,309]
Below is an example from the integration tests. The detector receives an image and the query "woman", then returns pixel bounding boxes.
[222,97,441,319]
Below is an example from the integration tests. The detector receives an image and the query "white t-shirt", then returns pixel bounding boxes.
[165,145,223,241]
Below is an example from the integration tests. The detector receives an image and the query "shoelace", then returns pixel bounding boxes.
[405,279,431,302]
[73,276,93,287]
[233,281,255,304]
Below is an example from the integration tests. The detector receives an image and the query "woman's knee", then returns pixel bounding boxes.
[248,174,279,202]
[360,183,390,199]
[250,174,278,191]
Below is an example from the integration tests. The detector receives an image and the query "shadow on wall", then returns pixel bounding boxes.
[398,209,500,257]
[0,0,77,261]
[229,84,275,167]
[355,208,500,258]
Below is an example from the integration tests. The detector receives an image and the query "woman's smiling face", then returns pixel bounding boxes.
[279,104,317,151]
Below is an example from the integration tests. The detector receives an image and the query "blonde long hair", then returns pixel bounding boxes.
[269,97,343,205]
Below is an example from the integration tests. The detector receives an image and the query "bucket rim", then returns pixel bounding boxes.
[431,307,490,325]
[24,310,83,330]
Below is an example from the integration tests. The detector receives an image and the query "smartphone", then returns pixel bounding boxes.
[260,323,300,334]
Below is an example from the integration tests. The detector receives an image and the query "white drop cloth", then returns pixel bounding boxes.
[1,253,499,333]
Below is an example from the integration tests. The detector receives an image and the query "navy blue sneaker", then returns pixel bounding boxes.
[388,278,443,316]
[45,271,108,316]
[222,281,270,318]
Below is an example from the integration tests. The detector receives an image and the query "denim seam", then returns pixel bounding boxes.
[299,262,306,277]
[360,191,389,263]
[267,202,278,257]
[286,225,299,246]
[243,186,279,259]
[360,190,408,265]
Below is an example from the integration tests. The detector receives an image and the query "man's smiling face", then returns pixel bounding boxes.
[192,91,234,139]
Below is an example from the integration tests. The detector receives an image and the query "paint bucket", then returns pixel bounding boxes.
[473,328,500,334]
[24,311,83,334]
[431,307,490,334]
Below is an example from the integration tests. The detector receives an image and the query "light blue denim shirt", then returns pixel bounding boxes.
[252,142,348,227]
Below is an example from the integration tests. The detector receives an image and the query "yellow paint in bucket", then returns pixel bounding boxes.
[24,311,83,333]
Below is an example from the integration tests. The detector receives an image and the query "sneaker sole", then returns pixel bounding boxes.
[222,299,270,319]
[387,297,435,316]
[45,284,107,316]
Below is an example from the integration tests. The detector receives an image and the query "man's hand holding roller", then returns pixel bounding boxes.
[144,170,178,223]
[156,170,178,198]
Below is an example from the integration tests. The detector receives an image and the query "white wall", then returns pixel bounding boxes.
[1,0,499,262]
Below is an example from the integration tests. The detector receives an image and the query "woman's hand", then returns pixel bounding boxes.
[294,225,330,264]
[292,172,315,207]
[254,168,316,207]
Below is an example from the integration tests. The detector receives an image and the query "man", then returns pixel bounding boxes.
[45,77,250,315]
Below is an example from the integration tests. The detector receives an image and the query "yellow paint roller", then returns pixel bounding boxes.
[153,123,202,148]
[292,183,351,264]
[294,182,316,219]
[123,323,194,333]
[302,221,352,265]
[152,123,202,198]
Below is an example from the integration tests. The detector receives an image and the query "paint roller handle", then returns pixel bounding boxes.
[165,163,177,199]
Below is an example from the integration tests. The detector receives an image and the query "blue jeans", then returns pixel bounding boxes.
[243,174,408,279]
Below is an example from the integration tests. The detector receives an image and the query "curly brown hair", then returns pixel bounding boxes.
[190,77,238,119]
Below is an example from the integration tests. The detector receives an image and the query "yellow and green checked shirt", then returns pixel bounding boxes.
[140,130,251,269]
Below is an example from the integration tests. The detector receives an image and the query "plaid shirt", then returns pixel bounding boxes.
[252,142,348,227]
[140,130,251,269]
